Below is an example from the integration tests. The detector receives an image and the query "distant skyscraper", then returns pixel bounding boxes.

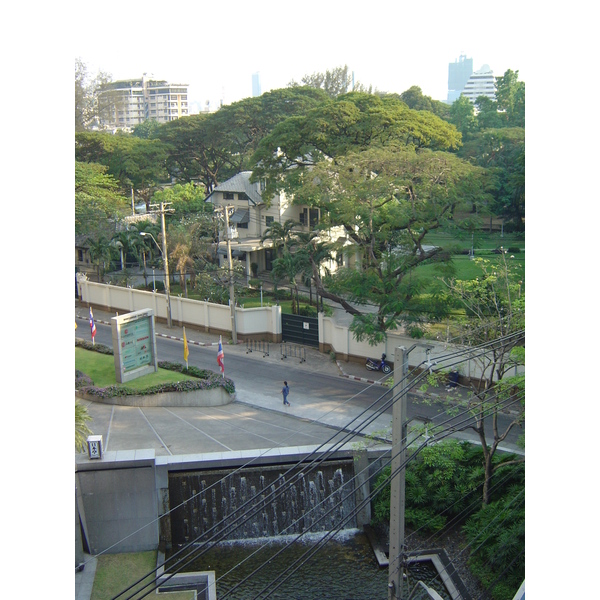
[447,54,473,104]
[252,72,261,97]
[461,65,496,103]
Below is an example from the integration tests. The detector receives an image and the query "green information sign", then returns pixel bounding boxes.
[111,309,158,383]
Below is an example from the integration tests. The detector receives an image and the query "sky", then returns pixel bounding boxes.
[74,1,530,109]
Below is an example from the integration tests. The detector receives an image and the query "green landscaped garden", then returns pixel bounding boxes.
[75,346,197,389]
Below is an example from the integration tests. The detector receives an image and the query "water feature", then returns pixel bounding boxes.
[168,460,357,545]
[165,530,453,599]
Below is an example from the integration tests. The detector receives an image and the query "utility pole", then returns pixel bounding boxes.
[388,345,410,600]
[160,202,172,328]
[148,201,174,328]
[215,205,237,344]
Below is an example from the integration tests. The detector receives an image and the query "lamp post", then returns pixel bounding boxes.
[141,232,172,328]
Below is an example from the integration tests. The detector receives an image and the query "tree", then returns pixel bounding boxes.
[86,235,113,282]
[75,132,170,210]
[448,95,478,138]
[285,145,490,343]
[398,86,450,120]
[475,96,504,130]
[495,69,525,128]
[288,64,372,98]
[75,58,112,131]
[75,161,129,237]
[458,128,525,230]
[251,92,462,203]
[75,400,93,452]
[437,252,525,506]
[156,87,329,192]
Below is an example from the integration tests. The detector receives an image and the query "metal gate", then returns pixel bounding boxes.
[281,313,319,347]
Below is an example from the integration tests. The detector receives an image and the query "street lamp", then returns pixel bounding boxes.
[141,232,172,328]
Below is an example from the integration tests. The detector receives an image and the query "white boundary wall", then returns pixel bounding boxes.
[79,281,523,380]
[79,280,282,340]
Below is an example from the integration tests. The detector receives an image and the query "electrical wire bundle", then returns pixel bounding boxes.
[96,330,524,600]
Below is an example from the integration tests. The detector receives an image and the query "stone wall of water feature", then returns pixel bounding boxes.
[167,459,357,546]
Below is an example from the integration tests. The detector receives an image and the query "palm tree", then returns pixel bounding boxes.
[86,235,112,282]
[171,242,195,297]
[76,400,92,452]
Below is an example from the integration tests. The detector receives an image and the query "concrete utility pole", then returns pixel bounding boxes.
[215,205,238,344]
[147,202,174,328]
[159,202,172,328]
[388,345,409,600]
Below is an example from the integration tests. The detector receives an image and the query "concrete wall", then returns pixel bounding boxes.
[79,279,282,341]
[75,445,384,555]
[76,452,159,554]
[79,280,522,380]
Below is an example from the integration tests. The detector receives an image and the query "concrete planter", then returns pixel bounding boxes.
[76,387,234,407]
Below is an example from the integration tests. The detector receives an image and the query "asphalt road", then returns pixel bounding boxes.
[77,318,523,453]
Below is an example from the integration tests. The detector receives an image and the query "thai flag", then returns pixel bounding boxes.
[217,336,224,375]
[89,307,97,342]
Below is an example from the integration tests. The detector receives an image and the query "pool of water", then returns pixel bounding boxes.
[166,529,451,599]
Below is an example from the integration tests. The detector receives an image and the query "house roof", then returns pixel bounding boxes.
[206,171,263,206]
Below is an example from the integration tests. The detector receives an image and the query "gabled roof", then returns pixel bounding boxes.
[206,171,263,206]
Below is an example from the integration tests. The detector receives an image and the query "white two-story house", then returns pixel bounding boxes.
[205,171,357,282]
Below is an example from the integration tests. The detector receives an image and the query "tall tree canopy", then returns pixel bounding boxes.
[155,86,329,192]
[288,64,372,98]
[290,145,490,341]
[250,92,462,203]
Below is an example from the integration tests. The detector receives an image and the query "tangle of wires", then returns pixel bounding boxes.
[107,330,524,600]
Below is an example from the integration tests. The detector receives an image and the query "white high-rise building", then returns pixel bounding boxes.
[461,65,496,103]
[96,74,189,131]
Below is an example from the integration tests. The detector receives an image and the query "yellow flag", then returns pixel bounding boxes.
[183,327,189,363]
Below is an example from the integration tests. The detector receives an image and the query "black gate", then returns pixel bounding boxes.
[281,313,319,347]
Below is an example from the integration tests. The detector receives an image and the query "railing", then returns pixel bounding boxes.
[246,339,270,357]
[281,343,306,363]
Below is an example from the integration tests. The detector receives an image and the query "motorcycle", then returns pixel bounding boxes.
[365,353,392,375]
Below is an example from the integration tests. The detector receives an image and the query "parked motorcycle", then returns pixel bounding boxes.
[365,353,392,374]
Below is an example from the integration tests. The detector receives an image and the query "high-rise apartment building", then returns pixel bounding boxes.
[461,65,496,103]
[96,74,189,131]
[447,54,473,104]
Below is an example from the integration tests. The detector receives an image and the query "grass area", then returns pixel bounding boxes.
[91,551,194,600]
[75,347,197,389]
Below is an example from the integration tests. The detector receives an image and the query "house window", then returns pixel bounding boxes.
[309,208,319,227]
[238,192,249,201]
[265,216,274,227]
[223,192,234,200]
[78,249,84,262]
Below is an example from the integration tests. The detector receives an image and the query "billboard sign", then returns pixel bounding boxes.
[111,309,158,383]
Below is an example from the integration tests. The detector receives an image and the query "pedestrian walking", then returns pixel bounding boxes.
[282,381,290,406]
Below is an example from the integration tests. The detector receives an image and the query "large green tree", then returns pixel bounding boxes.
[288,64,372,98]
[75,161,129,237]
[292,145,489,342]
[436,253,525,506]
[156,87,329,192]
[75,132,170,210]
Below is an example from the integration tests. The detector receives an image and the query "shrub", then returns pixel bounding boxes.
[298,305,317,317]
[75,342,235,397]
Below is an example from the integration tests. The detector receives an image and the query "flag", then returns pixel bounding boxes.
[217,336,225,375]
[183,327,189,364]
[89,307,96,343]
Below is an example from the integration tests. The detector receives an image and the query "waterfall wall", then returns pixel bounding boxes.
[168,459,357,545]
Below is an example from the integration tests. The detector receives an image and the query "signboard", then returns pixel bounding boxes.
[111,309,158,383]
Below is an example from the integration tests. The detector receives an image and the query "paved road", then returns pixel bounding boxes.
[75,307,524,456]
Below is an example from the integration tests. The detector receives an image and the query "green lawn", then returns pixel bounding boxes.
[76,348,197,389]
[91,551,194,600]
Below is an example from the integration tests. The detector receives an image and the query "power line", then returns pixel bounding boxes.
[105,333,524,598]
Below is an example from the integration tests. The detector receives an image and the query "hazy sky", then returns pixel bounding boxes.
[74,0,529,109]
